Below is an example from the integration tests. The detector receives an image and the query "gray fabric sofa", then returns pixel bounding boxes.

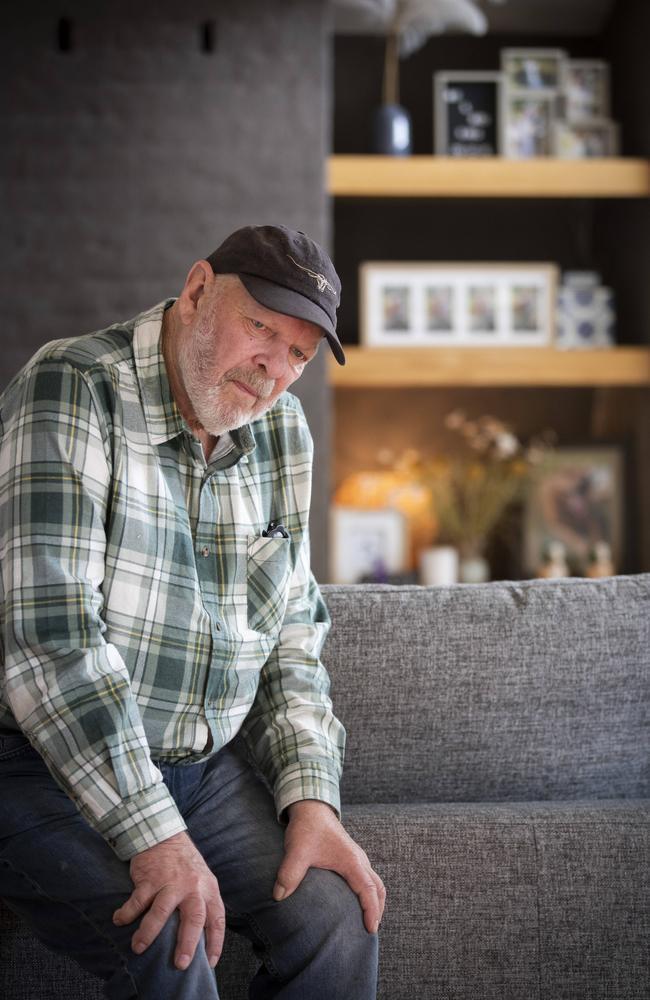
[2,574,649,999]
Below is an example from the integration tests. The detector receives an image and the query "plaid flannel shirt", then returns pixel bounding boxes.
[0,300,345,860]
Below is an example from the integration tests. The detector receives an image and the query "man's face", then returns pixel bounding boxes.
[175,275,323,437]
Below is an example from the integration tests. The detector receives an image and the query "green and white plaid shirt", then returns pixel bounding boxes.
[0,300,345,860]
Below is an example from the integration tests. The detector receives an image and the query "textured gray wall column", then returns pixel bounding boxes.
[1,0,332,578]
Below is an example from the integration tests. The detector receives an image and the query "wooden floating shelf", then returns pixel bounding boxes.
[328,156,650,199]
[328,347,650,388]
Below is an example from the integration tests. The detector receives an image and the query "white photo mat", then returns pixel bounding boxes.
[360,262,559,347]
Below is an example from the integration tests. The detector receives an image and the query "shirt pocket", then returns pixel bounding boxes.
[247,535,292,636]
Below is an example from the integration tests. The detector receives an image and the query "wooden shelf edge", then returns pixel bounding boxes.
[327,156,650,198]
[328,346,650,387]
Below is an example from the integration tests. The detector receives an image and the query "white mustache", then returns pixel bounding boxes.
[226,370,274,399]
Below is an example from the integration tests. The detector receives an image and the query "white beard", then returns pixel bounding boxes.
[176,319,274,436]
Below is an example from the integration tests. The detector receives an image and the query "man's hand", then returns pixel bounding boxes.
[273,799,386,934]
[112,831,225,970]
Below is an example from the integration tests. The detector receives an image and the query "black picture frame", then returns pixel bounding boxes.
[434,71,504,157]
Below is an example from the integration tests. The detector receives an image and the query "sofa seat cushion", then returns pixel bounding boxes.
[343,799,650,1000]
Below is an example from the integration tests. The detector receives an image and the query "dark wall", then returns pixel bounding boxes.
[1,0,333,577]
[595,0,650,346]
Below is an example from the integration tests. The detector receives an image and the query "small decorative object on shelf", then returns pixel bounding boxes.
[556,271,616,349]
[354,0,490,155]
[419,544,459,585]
[586,540,615,578]
[458,540,490,584]
[536,539,570,579]
[373,98,412,157]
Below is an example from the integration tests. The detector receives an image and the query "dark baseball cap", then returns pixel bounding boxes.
[206,224,345,365]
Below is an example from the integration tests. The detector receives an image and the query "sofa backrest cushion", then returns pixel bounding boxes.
[321,575,650,804]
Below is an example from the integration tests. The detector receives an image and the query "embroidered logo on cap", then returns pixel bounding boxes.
[287,255,337,297]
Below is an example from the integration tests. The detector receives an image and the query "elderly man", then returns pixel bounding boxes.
[0,225,384,999]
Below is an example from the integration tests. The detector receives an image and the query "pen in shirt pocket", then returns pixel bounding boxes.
[262,519,290,539]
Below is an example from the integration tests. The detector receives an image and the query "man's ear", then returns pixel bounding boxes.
[177,260,214,323]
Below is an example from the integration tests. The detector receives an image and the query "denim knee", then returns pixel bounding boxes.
[269,868,373,967]
[107,912,219,1000]
[245,867,377,999]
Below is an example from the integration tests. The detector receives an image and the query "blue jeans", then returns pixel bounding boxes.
[0,733,378,999]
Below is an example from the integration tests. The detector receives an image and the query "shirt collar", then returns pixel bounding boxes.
[132,298,257,460]
[133,299,184,446]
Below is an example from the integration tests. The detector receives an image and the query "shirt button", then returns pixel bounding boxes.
[201,546,210,558]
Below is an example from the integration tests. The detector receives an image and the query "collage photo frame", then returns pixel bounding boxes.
[360,262,559,347]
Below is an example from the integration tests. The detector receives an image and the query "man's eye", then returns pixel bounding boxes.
[291,347,307,362]
[249,319,266,332]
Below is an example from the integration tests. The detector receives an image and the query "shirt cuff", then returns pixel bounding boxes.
[274,761,342,822]
[94,781,187,860]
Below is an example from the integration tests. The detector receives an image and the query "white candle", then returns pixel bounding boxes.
[419,546,459,586]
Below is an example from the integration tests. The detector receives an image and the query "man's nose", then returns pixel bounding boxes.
[253,343,292,381]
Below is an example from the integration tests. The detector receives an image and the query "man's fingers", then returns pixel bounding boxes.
[173,893,208,970]
[344,865,384,934]
[130,885,179,955]
[112,882,156,926]
[204,906,227,968]
[373,871,387,923]
[273,850,310,901]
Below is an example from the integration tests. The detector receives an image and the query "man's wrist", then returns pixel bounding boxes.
[286,799,339,821]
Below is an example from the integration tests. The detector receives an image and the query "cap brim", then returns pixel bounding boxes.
[239,273,345,366]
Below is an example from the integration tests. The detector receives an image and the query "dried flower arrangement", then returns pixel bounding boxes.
[409,410,557,558]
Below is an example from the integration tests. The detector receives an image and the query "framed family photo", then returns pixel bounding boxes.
[360,262,558,347]
[504,92,557,158]
[523,444,625,576]
[561,59,610,121]
[554,119,620,158]
[501,48,567,93]
[330,506,408,584]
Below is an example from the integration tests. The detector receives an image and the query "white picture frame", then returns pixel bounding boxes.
[501,48,568,93]
[329,506,408,584]
[434,71,505,156]
[360,262,559,348]
[504,91,557,158]
[553,118,620,158]
[560,59,611,122]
